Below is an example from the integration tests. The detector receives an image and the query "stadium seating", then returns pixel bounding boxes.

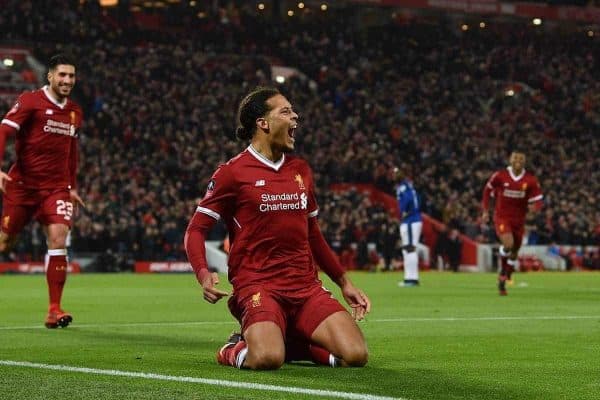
[0,1,598,267]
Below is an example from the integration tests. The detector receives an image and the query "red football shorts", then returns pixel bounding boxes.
[494,217,524,250]
[1,181,73,235]
[228,284,347,339]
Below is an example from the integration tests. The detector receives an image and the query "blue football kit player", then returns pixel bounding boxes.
[394,167,422,286]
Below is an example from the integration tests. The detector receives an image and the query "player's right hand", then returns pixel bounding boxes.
[201,271,229,304]
[0,170,12,192]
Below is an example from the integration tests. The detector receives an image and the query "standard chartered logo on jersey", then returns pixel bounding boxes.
[44,119,76,137]
[260,192,307,212]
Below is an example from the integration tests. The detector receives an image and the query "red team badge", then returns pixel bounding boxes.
[251,292,261,308]
[294,174,305,189]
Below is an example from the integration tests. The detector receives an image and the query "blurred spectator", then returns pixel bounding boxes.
[0,1,597,268]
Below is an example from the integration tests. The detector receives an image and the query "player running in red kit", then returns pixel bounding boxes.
[185,87,370,369]
[482,151,543,295]
[0,54,84,327]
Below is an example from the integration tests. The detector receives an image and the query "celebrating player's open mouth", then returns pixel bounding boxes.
[288,124,297,142]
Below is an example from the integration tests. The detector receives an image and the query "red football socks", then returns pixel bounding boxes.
[309,344,340,367]
[46,249,68,311]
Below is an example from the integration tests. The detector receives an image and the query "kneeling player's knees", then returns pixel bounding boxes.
[341,344,369,367]
[248,349,285,370]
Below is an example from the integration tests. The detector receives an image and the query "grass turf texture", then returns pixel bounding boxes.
[0,271,599,400]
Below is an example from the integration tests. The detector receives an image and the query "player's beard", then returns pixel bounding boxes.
[58,85,72,97]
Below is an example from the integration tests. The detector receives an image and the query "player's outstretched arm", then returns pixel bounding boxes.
[184,211,229,304]
[0,124,16,192]
[307,217,370,320]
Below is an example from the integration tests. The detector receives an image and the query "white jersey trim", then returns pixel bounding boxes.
[43,85,67,109]
[196,206,221,221]
[1,119,19,130]
[528,194,543,203]
[507,166,525,182]
[308,209,319,218]
[247,145,285,171]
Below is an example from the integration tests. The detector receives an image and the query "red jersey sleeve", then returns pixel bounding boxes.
[0,93,33,164]
[308,217,345,282]
[482,171,499,211]
[68,107,83,189]
[197,164,238,220]
[1,93,33,131]
[527,175,543,210]
[185,164,237,284]
[69,138,78,189]
[305,164,319,218]
[305,164,345,281]
[184,211,217,284]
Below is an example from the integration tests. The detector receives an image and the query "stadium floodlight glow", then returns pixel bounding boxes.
[479,22,486,28]
[275,76,285,83]
[533,18,542,26]
[461,24,468,31]
[258,3,265,10]
[298,2,305,9]
[3,58,14,67]
[99,0,118,6]
[287,10,294,16]
[321,4,327,11]
[505,89,515,97]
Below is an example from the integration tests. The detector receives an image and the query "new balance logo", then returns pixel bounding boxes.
[45,109,54,115]
[255,180,265,187]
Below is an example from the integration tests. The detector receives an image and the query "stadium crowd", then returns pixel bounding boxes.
[0,1,598,269]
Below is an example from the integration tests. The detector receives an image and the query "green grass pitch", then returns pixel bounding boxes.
[1,271,599,400]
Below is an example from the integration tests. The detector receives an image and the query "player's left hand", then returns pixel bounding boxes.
[341,282,371,322]
[69,189,85,212]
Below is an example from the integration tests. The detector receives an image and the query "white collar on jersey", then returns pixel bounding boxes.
[507,166,526,181]
[247,145,285,171]
[42,85,67,109]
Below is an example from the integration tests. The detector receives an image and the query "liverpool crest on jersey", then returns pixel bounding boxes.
[294,174,305,189]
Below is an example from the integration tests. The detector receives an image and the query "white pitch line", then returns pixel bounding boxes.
[0,360,406,400]
[373,315,600,322]
[0,320,236,330]
[0,315,598,331]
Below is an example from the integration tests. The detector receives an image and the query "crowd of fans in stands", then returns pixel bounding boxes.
[0,1,598,269]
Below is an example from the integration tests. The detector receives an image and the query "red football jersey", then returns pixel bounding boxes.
[197,146,321,292]
[482,167,543,221]
[1,86,82,189]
